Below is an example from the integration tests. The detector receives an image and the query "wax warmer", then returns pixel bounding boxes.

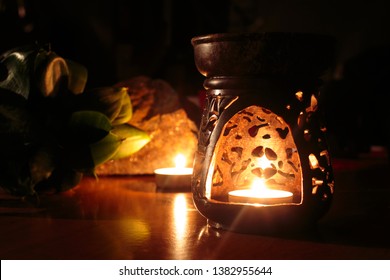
[191,33,335,234]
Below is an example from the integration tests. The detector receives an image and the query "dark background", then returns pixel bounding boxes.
[1,0,390,157]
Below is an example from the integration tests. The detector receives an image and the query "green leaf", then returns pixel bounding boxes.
[110,123,150,159]
[89,131,121,165]
[63,110,119,170]
[67,110,113,144]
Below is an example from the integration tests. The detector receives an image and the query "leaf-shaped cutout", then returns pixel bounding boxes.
[110,123,150,159]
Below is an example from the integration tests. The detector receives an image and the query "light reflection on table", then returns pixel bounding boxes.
[0,157,390,260]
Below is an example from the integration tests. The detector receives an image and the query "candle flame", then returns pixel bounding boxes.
[174,154,186,168]
[251,178,267,192]
[256,155,272,169]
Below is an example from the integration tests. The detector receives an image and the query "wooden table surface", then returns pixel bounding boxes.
[1,156,390,260]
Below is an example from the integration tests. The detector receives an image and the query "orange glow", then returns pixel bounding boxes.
[256,155,272,169]
[174,154,187,168]
[309,153,319,169]
[229,178,293,204]
[171,194,189,258]
[173,194,187,237]
[250,178,267,192]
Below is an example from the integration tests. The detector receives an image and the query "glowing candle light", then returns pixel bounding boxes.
[228,178,293,205]
[154,154,193,189]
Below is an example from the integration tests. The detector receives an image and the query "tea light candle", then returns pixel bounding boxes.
[229,178,293,204]
[154,154,193,190]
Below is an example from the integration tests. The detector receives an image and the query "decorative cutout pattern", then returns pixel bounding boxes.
[211,105,302,201]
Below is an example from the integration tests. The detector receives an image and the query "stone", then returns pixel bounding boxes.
[95,76,199,175]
